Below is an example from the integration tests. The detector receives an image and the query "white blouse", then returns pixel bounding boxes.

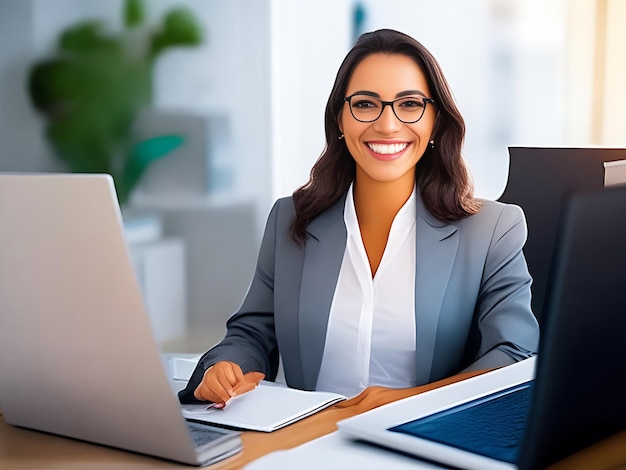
[315,184,417,398]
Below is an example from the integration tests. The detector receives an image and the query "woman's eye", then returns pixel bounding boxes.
[399,98,425,108]
[353,100,378,109]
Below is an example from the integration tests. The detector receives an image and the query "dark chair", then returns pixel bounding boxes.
[499,146,626,321]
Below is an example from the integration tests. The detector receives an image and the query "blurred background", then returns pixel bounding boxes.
[0,0,624,354]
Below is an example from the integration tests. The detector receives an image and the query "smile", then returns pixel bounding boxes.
[367,142,409,155]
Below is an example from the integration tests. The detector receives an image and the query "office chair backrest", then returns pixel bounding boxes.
[499,146,626,321]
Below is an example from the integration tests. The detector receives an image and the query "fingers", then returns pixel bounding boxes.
[231,371,266,397]
[231,381,257,396]
[194,361,245,404]
[243,371,265,385]
[193,363,266,408]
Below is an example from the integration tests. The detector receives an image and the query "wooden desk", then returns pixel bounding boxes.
[2,371,625,470]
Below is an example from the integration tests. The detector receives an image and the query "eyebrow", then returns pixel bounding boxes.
[352,90,428,98]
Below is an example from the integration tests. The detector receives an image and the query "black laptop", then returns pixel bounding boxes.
[338,185,626,470]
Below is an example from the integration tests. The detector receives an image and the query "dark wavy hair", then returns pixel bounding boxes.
[290,29,479,245]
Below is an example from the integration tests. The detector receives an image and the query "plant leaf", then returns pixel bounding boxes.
[121,135,185,201]
[124,0,145,28]
[59,21,122,57]
[150,8,203,58]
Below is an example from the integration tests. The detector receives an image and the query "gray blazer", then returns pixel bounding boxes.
[179,191,539,402]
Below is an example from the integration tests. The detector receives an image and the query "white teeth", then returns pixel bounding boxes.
[367,143,408,155]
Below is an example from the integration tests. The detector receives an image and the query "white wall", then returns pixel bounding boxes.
[564,0,597,145]
[563,0,626,147]
[269,0,353,200]
[148,0,274,212]
[601,0,626,145]
[0,1,48,172]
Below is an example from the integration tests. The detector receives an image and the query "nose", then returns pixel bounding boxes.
[373,103,402,133]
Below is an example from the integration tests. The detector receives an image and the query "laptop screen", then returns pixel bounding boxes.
[390,382,532,464]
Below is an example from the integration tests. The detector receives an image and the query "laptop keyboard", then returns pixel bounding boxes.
[389,382,532,464]
[186,420,236,448]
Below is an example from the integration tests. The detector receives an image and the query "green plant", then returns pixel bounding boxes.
[28,0,203,204]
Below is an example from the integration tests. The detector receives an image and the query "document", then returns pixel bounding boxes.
[181,382,346,432]
[244,432,438,470]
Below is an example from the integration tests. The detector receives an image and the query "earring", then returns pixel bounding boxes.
[429,140,435,149]
[338,133,344,140]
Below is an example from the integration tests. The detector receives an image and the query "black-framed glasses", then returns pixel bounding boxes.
[344,93,435,124]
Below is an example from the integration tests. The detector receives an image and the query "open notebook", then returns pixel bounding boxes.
[338,185,626,470]
[182,382,345,432]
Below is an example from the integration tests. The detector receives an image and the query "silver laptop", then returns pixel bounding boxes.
[0,173,241,466]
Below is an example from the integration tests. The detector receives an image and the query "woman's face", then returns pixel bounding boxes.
[339,53,436,187]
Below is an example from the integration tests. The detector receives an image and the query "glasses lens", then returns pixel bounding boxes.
[393,96,427,123]
[348,95,382,122]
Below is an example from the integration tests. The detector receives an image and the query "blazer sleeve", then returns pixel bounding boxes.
[462,203,539,373]
[178,200,282,404]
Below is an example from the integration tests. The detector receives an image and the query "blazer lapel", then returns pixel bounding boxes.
[414,193,459,384]
[298,196,347,390]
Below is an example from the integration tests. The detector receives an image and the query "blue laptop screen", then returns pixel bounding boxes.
[389,382,533,464]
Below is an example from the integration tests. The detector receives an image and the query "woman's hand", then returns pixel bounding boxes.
[193,361,265,407]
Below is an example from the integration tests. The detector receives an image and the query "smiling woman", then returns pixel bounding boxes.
[334,54,436,275]
[178,29,539,405]
[340,53,437,239]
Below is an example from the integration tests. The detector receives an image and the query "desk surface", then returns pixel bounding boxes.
[2,371,625,470]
